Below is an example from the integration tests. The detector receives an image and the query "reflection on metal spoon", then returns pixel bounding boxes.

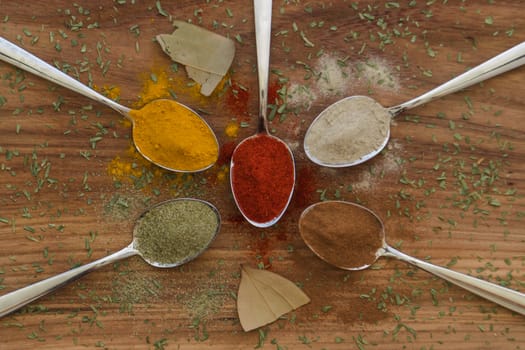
[0,198,220,318]
[0,36,219,172]
[299,200,525,316]
[230,0,295,227]
[305,42,525,168]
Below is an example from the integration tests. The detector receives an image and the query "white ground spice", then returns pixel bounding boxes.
[304,95,391,166]
[287,83,317,111]
[315,55,352,98]
[287,54,399,111]
[355,57,400,91]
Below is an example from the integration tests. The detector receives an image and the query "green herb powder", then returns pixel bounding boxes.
[134,200,219,265]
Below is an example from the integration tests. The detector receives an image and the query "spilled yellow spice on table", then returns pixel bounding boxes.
[107,66,232,191]
[93,84,122,100]
[225,120,239,138]
[134,69,174,107]
[107,145,193,192]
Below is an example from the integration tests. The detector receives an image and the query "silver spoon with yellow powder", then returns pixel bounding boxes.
[304,42,525,168]
[0,198,220,318]
[0,36,219,172]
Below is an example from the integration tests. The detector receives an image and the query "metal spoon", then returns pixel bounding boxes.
[299,200,525,316]
[0,36,219,173]
[0,198,220,318]
[304,42,525,168]
[230,0,295,227]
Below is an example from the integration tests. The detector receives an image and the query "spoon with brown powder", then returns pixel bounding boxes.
[0,198,220,318]
[304,42,525,168]
[299,201,525,316]
[0,36,219,172]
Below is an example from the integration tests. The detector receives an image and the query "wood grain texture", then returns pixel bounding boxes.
[0,1,524,349]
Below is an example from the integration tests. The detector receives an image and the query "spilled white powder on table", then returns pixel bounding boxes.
[287,83,317,111]
[354,56,400,92]
[315,55,353,98]
[351,140,403,191]
[287,53,399,110]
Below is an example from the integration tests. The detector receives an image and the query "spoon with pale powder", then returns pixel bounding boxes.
[299,200,525,316]
[304,42,525,168]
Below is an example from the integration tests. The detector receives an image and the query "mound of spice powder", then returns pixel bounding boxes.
[299,201,384,269]
[230,134,295,225]
[134,199,219,265]
[304,96,391,166]
[130,99,219,172]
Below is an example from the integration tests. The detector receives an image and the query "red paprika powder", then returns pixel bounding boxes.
[225,81,250,116]
[230,134,295,225]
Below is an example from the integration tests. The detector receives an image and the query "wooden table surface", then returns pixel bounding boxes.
[1,1,524,349]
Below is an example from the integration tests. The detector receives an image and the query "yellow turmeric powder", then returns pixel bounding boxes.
[107,144,193,193]
[135,70,173,107]
[130,99,219,172]
[93,84,121,100]
[225,120,239,138]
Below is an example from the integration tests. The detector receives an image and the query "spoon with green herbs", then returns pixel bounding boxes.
[299,201,525,316]
[0,199,220,318]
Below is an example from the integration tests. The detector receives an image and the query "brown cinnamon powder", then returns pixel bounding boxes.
[299,201,384,269]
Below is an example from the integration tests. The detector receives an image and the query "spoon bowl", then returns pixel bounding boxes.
[304,42,525,168]
[299,200,525,316]
[230,132,295,228]
[0,198,220,318]
[230,0,295,227]
[0,36,219,172]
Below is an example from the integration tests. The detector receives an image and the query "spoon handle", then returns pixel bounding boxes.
[253,0,272,133]
[390,41,525,115]
[383,245,525,316]
[0,244,136,318]
[0,36,131,117]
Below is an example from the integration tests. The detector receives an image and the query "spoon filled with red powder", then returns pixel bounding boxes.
[299,201,525,316]
[230,0,295,228]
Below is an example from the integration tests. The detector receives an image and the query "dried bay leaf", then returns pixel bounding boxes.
[237,265,310,332]
[156,20,235,96]
[185,66,223,97]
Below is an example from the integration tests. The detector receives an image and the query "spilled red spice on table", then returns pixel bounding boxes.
[268,79,282,105]
[294,165,318,208]
[225,81,250,117]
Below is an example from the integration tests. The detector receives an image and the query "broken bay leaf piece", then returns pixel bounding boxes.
[237,265,310,332]
[185,66,223,97]
[156,20,235,96]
